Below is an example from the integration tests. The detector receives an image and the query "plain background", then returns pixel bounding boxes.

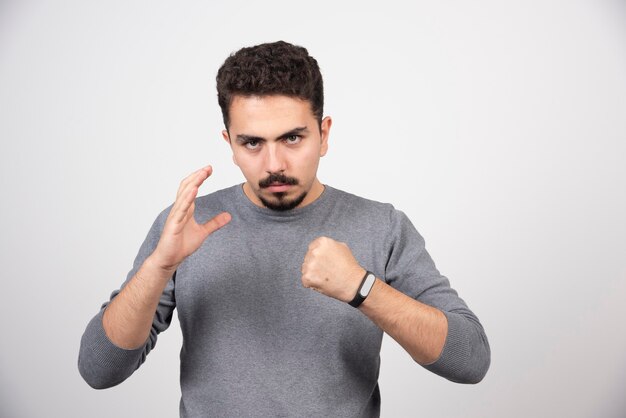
[1,1,625,417]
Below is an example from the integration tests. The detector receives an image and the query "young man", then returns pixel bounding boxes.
[79,41,490,417]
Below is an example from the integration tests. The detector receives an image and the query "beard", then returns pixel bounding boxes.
[257,172,306,211]
[259,190,308,211]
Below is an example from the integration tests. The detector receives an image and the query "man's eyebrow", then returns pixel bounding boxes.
[235,134,264,144]
[235,127,309,144]
[277,126,308,139]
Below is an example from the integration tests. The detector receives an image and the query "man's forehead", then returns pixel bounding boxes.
[228,95,316,135]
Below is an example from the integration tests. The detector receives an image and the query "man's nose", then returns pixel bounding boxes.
[266,144,287,173]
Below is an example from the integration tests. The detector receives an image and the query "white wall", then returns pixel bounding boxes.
[1,1,625,417]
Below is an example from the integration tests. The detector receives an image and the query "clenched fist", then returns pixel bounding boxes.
[300,237,367,303]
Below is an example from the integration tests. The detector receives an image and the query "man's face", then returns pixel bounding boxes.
[223,95,331,211]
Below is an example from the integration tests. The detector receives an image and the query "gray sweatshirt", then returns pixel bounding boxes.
[78,185,490,417]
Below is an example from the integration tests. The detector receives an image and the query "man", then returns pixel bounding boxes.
[79,41,490,417]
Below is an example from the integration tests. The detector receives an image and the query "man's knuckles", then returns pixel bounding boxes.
[308,236,338,248]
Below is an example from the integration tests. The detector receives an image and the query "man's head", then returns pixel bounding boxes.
[216,40,324,130]
[217,41,331,212]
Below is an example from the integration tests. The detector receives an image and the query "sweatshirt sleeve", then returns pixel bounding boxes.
[383,209,491,384]
[78,207,176,389]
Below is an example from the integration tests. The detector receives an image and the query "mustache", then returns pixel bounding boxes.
[259,173,299,188]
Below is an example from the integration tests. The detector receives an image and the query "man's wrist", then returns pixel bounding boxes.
[358,278,382,309]
[142,255,178,284]
[348,270,376,308]
[342,267,367,302]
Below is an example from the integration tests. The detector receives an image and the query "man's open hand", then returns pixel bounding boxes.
[151,165,231,274]
[301,237,366,302]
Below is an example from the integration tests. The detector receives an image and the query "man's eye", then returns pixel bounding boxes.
[285,135,301,144]
[244,140,260,150]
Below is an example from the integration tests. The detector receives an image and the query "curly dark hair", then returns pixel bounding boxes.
[216,41,324,129]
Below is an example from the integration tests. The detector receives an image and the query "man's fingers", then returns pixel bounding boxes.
[201,212,232,236]
[176,167,209,200]
[172,186,198,224]
[170,165,214,223]
[176,165,213,199]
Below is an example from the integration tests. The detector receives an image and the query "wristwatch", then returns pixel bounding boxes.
[349,271,376,308]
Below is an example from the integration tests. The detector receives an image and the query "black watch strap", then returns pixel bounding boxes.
[349,271,376,308]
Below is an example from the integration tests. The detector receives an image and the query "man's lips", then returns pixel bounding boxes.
[266,183,292,192]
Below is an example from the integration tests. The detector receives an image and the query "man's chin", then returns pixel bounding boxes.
[259,191,307,212]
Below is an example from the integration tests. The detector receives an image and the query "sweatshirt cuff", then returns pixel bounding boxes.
[78,309,145,387]
[422,311,472,383]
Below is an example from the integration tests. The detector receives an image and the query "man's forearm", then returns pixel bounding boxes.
[102,256,174,349]
[300,237,448,364]
[359,278,448,365]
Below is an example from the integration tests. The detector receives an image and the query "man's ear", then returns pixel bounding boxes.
[319,116,332,157]
[222,129,238,166]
